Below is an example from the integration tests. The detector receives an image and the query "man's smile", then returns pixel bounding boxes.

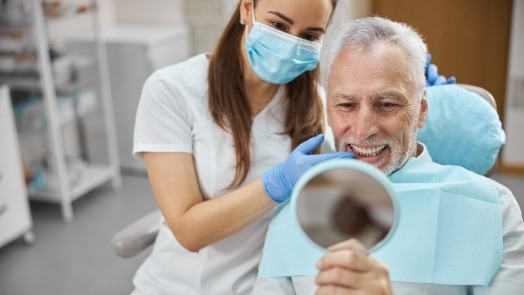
[349,144,387,157]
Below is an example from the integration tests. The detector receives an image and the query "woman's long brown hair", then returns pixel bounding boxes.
[208,0,338,189]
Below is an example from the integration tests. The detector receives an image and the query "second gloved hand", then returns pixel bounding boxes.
[262,134,353,203]
[425,53,456,86]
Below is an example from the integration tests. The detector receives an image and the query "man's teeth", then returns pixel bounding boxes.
[350,144,386,157]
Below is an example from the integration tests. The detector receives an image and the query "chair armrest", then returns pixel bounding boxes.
[112,210,163,258]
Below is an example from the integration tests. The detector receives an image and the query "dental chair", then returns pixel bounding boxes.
[111,83,504,258]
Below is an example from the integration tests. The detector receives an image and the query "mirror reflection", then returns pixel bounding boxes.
[296,166,396,249]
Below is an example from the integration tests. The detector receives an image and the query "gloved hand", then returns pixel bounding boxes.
[425,53,456,86]
[262,134,354,203]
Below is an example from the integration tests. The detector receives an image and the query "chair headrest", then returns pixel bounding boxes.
[418,84,505,175]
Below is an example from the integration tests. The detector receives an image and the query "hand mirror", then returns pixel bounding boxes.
[291,159,398,251]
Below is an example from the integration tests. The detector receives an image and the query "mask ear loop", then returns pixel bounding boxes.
[250,1,257,30]
[251,1,256,23]
[244,1,256,40]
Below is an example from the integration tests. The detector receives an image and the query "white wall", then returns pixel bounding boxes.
[109,0,223,54]
[185,0,228,54]
[112,0,185,24]
[46,0,115,41]
[502,0,524,166]
[97,0,371,60]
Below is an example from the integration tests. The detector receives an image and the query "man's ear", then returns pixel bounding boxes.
[418,93,428,129]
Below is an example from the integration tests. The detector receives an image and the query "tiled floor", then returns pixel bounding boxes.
[0,174,157,295]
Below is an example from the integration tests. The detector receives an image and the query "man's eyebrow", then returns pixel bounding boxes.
[331,93,357,101]
[371,91,408,103]
[268,11,326,33]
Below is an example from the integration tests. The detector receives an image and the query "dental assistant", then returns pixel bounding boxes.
[131,0,350,294]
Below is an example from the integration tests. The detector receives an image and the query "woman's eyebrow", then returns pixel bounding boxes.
[268,11,294,25]
[268,11,327,33]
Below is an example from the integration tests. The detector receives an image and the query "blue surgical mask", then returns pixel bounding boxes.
[244,6,322,84]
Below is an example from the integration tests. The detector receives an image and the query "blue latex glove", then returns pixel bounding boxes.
[425,53,456,86]
[262,134,353,203]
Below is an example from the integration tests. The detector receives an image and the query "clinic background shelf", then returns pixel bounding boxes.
[0,0,121,222]
[0,73,94,93]
[0,23,32,31]
[28,164,115,202]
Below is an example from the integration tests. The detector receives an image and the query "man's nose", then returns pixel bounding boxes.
[352,108,379,139]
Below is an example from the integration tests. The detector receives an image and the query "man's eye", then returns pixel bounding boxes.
[377,103,397,110]
[338,103,356,109]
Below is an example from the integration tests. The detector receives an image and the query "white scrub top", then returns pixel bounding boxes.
[132,54,292,295]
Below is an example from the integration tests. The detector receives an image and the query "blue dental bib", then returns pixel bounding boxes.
[258,158,502,286]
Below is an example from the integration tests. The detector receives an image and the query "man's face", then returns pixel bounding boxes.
[327,42,427,175]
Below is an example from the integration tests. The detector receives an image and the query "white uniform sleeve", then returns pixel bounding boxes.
[133,71,193,158]
[472,181,524,295]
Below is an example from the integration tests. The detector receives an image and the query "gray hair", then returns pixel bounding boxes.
[327,16,428,96]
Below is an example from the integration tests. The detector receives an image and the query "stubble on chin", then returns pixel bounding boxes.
[383,130,418,176]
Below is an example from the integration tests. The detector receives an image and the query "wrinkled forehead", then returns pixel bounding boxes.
[327,43,415,99]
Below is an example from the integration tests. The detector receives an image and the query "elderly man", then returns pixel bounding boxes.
[254,16,524,295]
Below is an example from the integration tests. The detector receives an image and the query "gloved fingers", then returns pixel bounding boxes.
[426,58,456,86]
[433,75,446,86]
[295,134,324,154]
[446,76,456,84]
[425,53,432,68]
[426,64,438,83]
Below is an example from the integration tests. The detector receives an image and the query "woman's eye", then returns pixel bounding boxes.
[271,22,286,31]
[302,34,318,42]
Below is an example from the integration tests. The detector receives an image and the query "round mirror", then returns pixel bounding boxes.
[291,159,398,251]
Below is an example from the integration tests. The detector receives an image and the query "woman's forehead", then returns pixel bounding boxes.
[256,0,333,28]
